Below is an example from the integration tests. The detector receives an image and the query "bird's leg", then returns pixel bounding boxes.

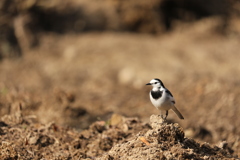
[164,110,168,121]
[160,114,164,119]
[158,111,166,123]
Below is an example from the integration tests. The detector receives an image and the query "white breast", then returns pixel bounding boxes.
[149,90,173,111]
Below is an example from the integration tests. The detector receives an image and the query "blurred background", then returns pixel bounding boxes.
[0,0,240,156]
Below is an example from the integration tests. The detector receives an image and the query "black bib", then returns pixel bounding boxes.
[151,90,163,100]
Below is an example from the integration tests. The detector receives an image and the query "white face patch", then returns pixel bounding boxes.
[149,79,161,88]
[150,79,159,84]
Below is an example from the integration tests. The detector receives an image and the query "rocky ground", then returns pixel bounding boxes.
[0,111,237,159]
[1,0,240,159]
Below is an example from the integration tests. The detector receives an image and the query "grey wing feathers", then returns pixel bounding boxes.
[166,89,175,104]
[165,89,173,97]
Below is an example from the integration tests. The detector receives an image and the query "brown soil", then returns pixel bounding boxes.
[1,0,240,159]
[0,111,236,159]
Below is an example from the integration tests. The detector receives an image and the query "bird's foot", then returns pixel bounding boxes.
[158,115,166,123]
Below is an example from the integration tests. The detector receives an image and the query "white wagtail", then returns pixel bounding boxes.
[146,78,184,120]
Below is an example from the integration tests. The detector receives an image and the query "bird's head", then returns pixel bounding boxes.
[146,78,165,88]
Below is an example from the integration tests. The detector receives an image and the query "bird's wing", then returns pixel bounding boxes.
[165,89,175,104]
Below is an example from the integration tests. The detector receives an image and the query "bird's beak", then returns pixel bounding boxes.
[146,83,151,85]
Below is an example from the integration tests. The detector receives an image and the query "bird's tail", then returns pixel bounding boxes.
[171,106,184,119]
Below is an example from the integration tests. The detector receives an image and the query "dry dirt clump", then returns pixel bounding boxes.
[0,108,237,159]
[0,108,151,159]
[99,115,236,160]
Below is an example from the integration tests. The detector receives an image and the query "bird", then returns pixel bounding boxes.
[146,78,184,120]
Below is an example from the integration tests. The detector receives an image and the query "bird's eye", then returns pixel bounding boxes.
[155,82,158,84]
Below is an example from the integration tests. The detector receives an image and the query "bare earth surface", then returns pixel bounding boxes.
[1,28,240,159]
[1,0,240,159]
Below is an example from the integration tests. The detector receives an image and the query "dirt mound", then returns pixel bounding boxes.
[0,107,151,159]
[99,115,235,160]
[0,107,237,159]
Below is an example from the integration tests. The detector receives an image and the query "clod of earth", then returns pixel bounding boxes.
[98,115,236,160]
[0,112,237,159]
